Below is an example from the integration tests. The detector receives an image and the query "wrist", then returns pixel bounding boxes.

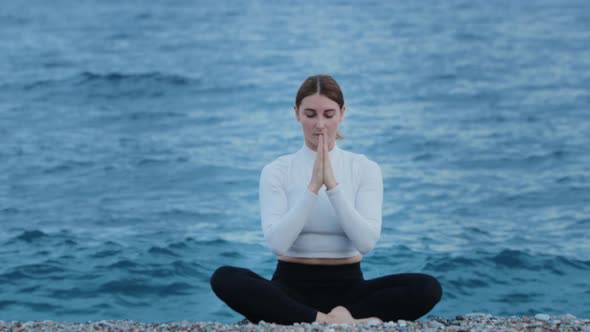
[308,183,321,194]
[325,181,338,191]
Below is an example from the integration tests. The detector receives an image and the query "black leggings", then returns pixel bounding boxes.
[210,260,442,325]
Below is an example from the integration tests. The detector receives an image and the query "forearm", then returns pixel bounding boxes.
[326,185,381,254]
[261,189,318,255]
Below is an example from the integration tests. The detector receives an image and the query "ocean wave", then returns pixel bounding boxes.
[0,14,29,25]
[494,291,541,304]
[12,71,200,101]
[4,263,67,281]
[23,71,195,90]
[22,301,62,312]
[447,277,489,289]
[46,287,96,300]
[83,71,191,85]
[7,230,81,248]
[0,270,28,284]
[8,70,259,101]
[42,160,96,175]
[220,250,244,259]
[97,279,194,297]
[91,249,123,259]
[492,249,590,272]
[147,246,180,257]
[185,237,228,246]
[424,256,481,272]
[14,230,49,242]
[424,249,590,273]
[491,249,531,268]
[107,260,140,269]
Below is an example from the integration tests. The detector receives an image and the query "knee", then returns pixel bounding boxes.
[210,266,239,295]
[419,274,443,308]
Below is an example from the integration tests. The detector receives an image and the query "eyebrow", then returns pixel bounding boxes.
[303,108,337,112]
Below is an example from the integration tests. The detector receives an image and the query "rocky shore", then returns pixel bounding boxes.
[2,314,589,332]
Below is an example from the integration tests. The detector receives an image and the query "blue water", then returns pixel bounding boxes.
[1,0,589,324]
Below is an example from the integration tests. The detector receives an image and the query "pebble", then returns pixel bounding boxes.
[534,313,550,321]
[465,312,490,318]
[383,321,396,328]
[429,320,445,329]
[0,315,589,332]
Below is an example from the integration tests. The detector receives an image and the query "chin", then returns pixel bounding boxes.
[306,140,319,150]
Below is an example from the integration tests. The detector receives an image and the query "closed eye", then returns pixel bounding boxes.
[306,113,334,119]
[303,108,337,118]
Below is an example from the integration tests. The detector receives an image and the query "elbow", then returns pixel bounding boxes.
[356,241,376,255]
[264,232,290,256]
[355,229,380,254]
[270,242,289,256]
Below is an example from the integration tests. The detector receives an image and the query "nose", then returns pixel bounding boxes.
[315,118,325,130]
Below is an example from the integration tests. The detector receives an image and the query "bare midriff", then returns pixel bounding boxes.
[278,254,362,265]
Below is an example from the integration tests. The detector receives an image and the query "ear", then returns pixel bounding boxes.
[339,104,346,123]
[294,105,300,122]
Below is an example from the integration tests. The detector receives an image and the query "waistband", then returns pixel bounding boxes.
[272,260,363,281]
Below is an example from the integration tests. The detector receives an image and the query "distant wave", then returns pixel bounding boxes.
[423,249,590,273]
[14,230,49,242]
[75,71,194,87]
[14,71,200,101]
[97,280,194,297]
[6,70,261,104]
[0,14,29,25]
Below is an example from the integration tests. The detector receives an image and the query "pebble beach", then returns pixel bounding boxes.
[3,314,589,332]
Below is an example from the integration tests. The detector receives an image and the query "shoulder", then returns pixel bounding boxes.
[340,148,381,173]
[261,152,296,179]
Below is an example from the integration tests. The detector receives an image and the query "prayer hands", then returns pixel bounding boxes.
[308,133,338,194]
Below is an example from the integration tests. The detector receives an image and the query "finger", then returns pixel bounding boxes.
[323,133,329,164]
[324,135,331,169]
[319,134,324,165]
[323,134,336,187]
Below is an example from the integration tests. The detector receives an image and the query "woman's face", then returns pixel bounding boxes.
[294,93,345,151]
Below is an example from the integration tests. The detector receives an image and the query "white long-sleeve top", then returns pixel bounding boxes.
[259,143,383,258]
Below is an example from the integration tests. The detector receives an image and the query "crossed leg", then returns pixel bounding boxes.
[211,266,316,324]
[344,273,442,322]
[210,266,389,325]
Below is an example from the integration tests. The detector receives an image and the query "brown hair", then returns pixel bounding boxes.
[295,74,345,140]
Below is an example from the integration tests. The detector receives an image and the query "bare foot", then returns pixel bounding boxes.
[319,306,383,325]
[327,306,356,324]
[356,316,384,324]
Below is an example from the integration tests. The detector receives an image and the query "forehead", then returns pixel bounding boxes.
[299,93,340,110]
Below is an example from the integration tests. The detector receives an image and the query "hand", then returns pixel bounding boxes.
[322,133,338,190]
[308,134,324,194]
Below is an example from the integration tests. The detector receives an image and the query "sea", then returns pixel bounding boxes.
[1,0,589,324]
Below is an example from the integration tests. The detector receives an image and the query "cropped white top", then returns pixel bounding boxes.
[259,143,383,258]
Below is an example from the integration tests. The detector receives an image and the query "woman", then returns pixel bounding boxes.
[210,75,442,325]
